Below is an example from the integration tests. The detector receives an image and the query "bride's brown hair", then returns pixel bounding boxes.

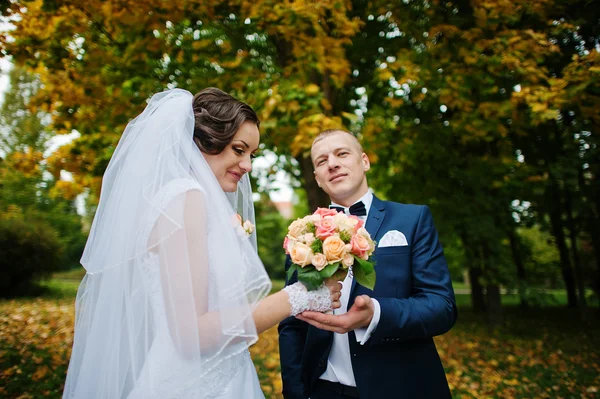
[192,88,260,155]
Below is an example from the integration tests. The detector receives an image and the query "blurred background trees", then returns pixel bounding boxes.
[0,0,597,322]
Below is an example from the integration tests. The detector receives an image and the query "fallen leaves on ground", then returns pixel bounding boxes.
[1,298,599,399]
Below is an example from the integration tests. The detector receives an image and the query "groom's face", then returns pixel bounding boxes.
[311,131,370,206]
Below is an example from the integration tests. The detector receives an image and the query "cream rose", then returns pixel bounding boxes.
[322,235,347,264]
[308,214,322,223]
[333,213,358,234]
[311,253,328,271]
[342,253,355,268]
[298,232,316,246]
[290,242,314,267]
[288,218,308,238]
[243,220,254,235]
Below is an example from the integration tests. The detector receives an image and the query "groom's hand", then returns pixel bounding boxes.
[296,295,374,333]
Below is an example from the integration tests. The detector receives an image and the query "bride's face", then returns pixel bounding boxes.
[203,121,260,192]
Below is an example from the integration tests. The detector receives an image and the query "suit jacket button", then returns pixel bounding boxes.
[318,360,325,367]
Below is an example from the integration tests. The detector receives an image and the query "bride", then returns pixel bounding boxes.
[62,88,341,399]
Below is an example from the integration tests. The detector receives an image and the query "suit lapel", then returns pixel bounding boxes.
[350,195,386,295]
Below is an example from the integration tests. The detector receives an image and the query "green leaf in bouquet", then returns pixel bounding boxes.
[311,239,323,254]
[286,263,298,282]
[339,230,351,243]
[319,263,340,279]
[298,269,323,291]
[353,256,376,291]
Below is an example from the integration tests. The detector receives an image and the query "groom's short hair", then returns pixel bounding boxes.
[311,129,364,152]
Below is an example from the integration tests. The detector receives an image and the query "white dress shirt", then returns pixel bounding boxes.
[319,190,381,387]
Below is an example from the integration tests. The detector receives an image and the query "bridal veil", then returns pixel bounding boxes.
[63,89,271,398]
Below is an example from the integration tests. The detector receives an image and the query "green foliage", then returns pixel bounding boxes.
[254,194,287,280]
[353,256,376,291]
[310,237,323,254]
[0,66,86,273]
[0,218,63,297]
[518,225,562,286]
[296,267,322,291]
[318,263,340,279]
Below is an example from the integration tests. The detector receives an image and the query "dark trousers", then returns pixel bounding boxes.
[311,379,360,399]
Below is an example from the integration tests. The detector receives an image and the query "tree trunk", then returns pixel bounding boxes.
[507,228,528,308]
[591,221,600,300]
[461,233,486,312]
[486,284,502,326]
[298,155,329,211]
[564,186,587,311]
[548,181,578,307]
[482,243,502,326]
[468,263,486,313]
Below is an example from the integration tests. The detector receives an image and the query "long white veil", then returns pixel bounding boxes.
[63,89,271,399]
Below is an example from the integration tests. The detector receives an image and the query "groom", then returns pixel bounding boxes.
[278,129,457,399]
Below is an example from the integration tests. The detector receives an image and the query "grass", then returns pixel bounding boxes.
[1,276,599,399]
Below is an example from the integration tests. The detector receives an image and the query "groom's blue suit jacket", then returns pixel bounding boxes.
[278,196,457,399]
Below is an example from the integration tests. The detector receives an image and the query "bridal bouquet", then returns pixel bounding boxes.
[283,208,376,291]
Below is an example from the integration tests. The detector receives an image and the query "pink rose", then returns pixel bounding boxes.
[351,233,371,260]
[315,217,337,240]
[314,207,339,218]
[322,235,347,264]
[283,236,292,254]
[311,253,328,271]
[290,242,314,267]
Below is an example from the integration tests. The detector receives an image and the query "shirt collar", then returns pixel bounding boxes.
[330,190,373,218]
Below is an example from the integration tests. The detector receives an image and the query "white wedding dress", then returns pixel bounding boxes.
[63,90,271,399]
[125,178,265,399]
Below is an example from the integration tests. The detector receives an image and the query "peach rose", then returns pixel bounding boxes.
[288,218,308,238]
[342,253,355,268]
[351,233,371,260]
[290,242,313,267]
[314,207,339,218]
[358,227,376,254]
[315,217,337,240]
[322,235,347,264]
[311,253,328,271]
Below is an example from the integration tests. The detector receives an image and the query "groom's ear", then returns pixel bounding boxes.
[361,153,371,171]
[314,170,322,187]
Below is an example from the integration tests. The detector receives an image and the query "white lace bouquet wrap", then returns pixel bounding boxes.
[283,282,333,316]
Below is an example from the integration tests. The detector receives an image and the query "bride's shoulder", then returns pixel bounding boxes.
[162,177,207,195]
[151,178,207,210]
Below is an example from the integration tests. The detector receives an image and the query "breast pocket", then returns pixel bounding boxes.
[375,245,411,256]
[371,245,412,297]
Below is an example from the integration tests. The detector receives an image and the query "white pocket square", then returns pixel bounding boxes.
[378,230,409,247]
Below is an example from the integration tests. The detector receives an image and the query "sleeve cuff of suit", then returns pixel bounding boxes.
[355,298,380,345]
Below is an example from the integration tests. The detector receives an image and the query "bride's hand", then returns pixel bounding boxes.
[324,278,343,310]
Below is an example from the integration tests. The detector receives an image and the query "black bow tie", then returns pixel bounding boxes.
[330,201,367,217]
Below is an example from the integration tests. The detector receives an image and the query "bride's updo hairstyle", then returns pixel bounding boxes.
[192,88,260,155]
